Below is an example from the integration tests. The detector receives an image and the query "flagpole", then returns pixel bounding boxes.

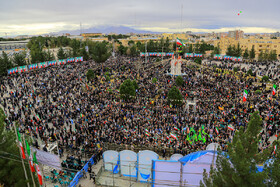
[13,123,30,187]
[23,134,36,187]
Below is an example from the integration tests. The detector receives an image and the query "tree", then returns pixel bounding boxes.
[91,41,111,63]
[13,52,26,66]
[80,47,89,61]
[167,86,183,105]
[268,50,277,61]
[120,79,136,101]
[264,140,280,186]
[0,108,35,186]
[86,69,95,81]
[201,112,268,187]
[57,47,66,59]
[45,49,55,61]
[0,52,13,76]
[243,48,249,58]
[213,44,221,55]
[259,51,264,61]
[188,44,193,53]
[226,45,233,56]
[118,44,127,56]
[249,45,256,60]
[152,77,157,84]
[30,43,45,63]
[235,43,242,57]
[129,45,137,57]
[247,69,253,76]
[175,76,184,86]
[132,80,139,90]
[233,67,239,73]
[70,39,80,57]
[262,75,269,82]
[194,57,202,65]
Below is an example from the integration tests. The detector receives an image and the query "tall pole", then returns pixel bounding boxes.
[23,134,36,187]
[145,41,147,64]
[13,124,30,187]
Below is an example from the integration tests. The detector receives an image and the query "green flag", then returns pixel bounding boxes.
[25,140,30,156]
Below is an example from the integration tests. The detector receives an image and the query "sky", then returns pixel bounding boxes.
[0,0,280,37]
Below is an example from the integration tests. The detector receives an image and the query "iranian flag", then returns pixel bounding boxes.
[25,140,35,172]
[228,125,235,131]
[33,152,43,185]
[243,90,248,102]
[215,127,219,134]
[145,131,151,136]
[170,133,178,140]
[17,129,26,159]
[273,145,277,154]
[272,84,277,96]
[174,126,179,131]
[176,38,185,46]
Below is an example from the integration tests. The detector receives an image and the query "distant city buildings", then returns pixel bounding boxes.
[228,30,244,40]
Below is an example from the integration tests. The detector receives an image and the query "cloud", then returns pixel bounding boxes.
[0,0,279,36]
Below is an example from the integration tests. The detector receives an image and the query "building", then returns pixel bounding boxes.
[272,32,280,38]
[81,33,103,39]
[0,40,29,51]
[228,30,244,40]
[214,37,280,59]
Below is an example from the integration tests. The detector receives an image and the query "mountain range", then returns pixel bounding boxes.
[51,25,162,35]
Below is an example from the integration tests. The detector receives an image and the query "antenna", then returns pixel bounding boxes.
[181,4,183,33]
[80,22,82,36]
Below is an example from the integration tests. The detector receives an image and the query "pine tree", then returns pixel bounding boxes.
[201,112,269,187]
[57,47,66,59]
[226,45,233,56]
[243,48,249,58]
[167,86,183,106]
[0,108,33,186]
[92,41,111,64]
[120,79,136,101]
[249,45,256,60]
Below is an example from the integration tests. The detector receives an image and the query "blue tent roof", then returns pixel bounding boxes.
[178,150,218,164]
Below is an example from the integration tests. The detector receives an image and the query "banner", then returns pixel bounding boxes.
[214,54,223,60]
[48,60,57,66]
[38,62,48,69]
[31,147,61,170]
[8,56,83,75]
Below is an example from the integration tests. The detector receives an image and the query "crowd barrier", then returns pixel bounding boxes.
[69,153,95,187]
[7,57,83,74]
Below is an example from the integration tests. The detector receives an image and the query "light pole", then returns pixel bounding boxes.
[145,41,147,64]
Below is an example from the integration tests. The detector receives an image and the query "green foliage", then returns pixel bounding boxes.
[45,49,55,61]
[262,75,269,82]
[13,52,26,66]
[233,67,239,72]
[247,69,253,76]
[201,112,267,187]
[255,90,261,94]
[70,39,81,57]
[91,41,111,63]
[80,47,89,61]
[86,69,95,81]
[250,45,256,59]
[167,86,183,105]
[0,52,13,76]
[175,76,184,86]
[132,80,139,90]
[120,79,136,101]
[213,44,221,55]
[129,45,138,57]
[152,77,157,84]
[105,75,110,82]
[243,48,249,58]
[0,108,34,186]
[194,57,202,65]
[118,44,128,56]
[226,43,242,57]
[57,47,66,60]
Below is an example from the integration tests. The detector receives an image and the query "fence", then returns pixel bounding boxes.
[96,161,210,187]
[69,153,95,187]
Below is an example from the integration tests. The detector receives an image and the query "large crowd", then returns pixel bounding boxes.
[0,55,279,163]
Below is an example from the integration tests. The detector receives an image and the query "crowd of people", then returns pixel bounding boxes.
[0,55,279,165]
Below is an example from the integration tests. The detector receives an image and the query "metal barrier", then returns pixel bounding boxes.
[69,154,95,187]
